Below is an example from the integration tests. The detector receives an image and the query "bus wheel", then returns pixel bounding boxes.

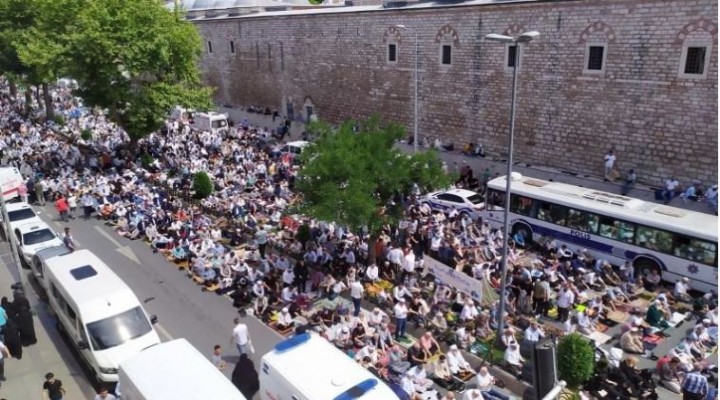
[634,258,660,278]
[511,224,533,248]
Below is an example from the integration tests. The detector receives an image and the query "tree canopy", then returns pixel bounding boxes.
[0,0,212,140]
[295,117,451,235]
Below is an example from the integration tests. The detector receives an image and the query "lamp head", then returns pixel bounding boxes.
[485,33,514,43]
[518,31,540,43]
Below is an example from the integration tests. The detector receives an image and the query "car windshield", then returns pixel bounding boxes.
[23,229,56,245]
[86,307,152,351]
[467,194,483,205]
[8,208,37,222]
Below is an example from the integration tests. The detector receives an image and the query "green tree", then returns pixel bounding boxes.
[295,117,450,245]
[557,333,595,388]
[54,0,212,143]
[0,0,40,112]
[192,171,214,199]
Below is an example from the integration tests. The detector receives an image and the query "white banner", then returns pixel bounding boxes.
[423,257,483,303]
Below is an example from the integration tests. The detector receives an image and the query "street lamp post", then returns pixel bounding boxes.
[485,31,540,346]
[394,25,419,153]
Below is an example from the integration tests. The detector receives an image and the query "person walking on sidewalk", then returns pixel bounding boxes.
[0,340,10,386]
[42,372,65,400]
[350,279,364,317]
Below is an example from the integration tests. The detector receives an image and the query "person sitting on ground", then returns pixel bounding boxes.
[455,324,473,349]
[475,366,510,400]
[447,344,474,377]
[275,307,294,331]
[406,364,434,393]
[619,327,645,355]
[646,300,670,329]
[644,269,662,292]
[576,309,597,335]
[355,343,381,365]
[657,356,684,394]
[419,331,441,357]
[503,343,525,376]
[430,311,448,335]
[432,354,455,387]
[500,327,518,349]
[407,341,430,366]
[334,326,352,350]
[351,323,367,348]
[674,277,692,303]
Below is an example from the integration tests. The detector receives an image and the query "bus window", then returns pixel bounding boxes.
[510,195,533,216]
[598,217,634,242]
[567,208,599,233]
[636,226,674,253]
[674,236,718,265]
[537,202,567,226]
[615,221,635,243]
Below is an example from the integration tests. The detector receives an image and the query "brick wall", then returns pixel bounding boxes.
[194,0,718,186]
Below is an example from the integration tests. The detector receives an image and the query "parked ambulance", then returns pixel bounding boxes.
[260,332,399,400]
[194,112,229,135]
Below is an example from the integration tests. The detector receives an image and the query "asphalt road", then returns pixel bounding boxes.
[30,205,284,397]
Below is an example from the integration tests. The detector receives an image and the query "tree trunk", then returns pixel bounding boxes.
[24,87,32,116]
[8,81,17,99]
[42,83,54,122]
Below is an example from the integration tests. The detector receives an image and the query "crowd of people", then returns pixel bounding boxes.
[0,80,717,400]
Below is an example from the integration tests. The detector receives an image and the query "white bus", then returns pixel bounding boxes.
[483,173,718,293]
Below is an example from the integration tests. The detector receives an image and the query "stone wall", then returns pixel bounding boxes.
[194,0,718,185]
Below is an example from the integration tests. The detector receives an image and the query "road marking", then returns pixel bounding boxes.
[116,246,141,265]
[154,323,174,341]
[93,226,140,264]
[94,226,122,247]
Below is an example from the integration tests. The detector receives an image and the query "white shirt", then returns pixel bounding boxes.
[524,326,545,342]
[394,303,408,319]
[665,179,679,191]
[232,323,249,345]
[350,281,364,299]
[278,312,293,326]
[447,350,470,373]
[402,252,416,273]
[475,372,495,390]
[504,346,523,366]
[674,281,689,296]
[366,265,379,280]
[604,153,616,168]
[557,289,575,308]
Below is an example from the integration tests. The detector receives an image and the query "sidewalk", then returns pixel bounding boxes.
[0,242,92,400]
[218,105,715,216]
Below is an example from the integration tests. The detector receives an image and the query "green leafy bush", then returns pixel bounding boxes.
[140,153,154,169]
[295,223,311,246]
[557,333,594,388]
[80,129,93,141]
[192,171,214,199]
[53,114,65,126]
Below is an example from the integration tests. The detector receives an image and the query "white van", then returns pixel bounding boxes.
[194,112,229,134]
[44,250,161,384]
[260,333,399,400]
[170,106,194,125]
[31,245,70,286]
[118,338,246,400]
[0,166,25,202]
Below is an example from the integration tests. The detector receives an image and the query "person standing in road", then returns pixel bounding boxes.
[54,194,69,222]
[93,387,117,400]
[621,169,637,196]
[231,317,251,356]
[62,227,76,253]
[603,150,617,182]
[42,372,65,400]
[66,191,77,219]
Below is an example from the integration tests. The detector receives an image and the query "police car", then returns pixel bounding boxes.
[13,221,63,267]
[420,188,484,219]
